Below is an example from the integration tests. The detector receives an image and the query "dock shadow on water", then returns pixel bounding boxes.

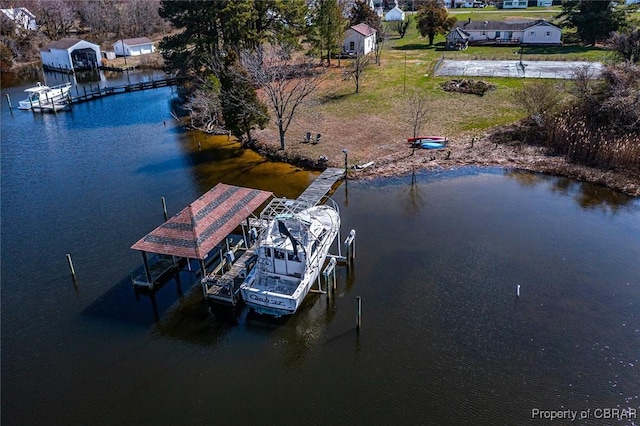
[81,268,196,327]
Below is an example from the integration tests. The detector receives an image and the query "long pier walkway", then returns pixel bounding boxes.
[202,167,345,305]
[296,167,345,207]
[68,77,178,105]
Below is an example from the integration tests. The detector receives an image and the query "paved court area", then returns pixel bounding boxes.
[435,60,603,79]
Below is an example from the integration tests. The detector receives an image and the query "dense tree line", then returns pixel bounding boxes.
[0,0,168,63]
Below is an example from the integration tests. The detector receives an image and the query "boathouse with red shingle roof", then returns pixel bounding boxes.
[131,183,272,286]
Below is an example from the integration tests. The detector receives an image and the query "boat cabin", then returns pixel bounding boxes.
[258,215,312,279]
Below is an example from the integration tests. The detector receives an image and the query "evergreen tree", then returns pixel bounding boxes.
[559,0,625,46]
[159,0,308,77]
[219,51,269,142]
[415,0,456,46]
[159,1,228,78]
[307,0,346,65]
[349,0,382,35]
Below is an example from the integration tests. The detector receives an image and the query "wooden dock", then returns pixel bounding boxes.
[296,167,345,207]
[203,249,257,305]
[67,77,178,105]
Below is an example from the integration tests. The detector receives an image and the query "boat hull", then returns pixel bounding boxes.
[408,136,446,143]
[18,83,72,110]
[241,204,340,317]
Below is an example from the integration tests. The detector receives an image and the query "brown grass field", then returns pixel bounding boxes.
[250,60,640,196]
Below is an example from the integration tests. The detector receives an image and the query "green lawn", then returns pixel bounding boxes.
[277,7,619,158]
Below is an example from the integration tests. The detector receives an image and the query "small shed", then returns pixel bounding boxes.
[343,23,377,56]
[445,27,470,50]
[385,6,405,21]
[40,38,101,72]
[113,37,155,57]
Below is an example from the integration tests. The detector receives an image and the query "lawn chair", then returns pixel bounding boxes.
[312,133,321,144]
[302,132,311,143]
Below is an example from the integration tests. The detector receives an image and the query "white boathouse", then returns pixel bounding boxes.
[40,38,101,72]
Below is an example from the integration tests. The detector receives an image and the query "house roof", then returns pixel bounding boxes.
[456,19,560,32]
[350,23,376,37]
[446,27,470,40]
[1,7,35,20]
[131,183,272,259]
[386,6,405,18]
[42,38,84,51]
[118,37,153,47]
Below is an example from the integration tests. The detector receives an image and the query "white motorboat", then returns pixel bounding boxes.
[240,198,341,317]
[18,82,72,110]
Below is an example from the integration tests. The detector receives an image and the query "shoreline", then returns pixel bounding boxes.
[246,129,640,197]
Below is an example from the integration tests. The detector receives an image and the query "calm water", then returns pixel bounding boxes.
[1,72,639,425]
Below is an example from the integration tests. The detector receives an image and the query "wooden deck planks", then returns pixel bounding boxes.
[296,168,345,207]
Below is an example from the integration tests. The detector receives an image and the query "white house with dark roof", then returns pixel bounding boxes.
[40,38,102,72]
[344,23,377,55]
[0,7,37,31]
[113,37,155,57]
[451,19,562,46]
[497,0,528,8]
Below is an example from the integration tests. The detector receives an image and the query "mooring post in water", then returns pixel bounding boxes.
[6,94,12,109]
[66,254,76,280]
[342,149,348,177]
[356,296,362,331]
[517,285,520,298]
[161,197,168,222]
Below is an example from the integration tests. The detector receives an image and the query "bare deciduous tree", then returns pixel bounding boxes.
[402,91,429,139]
[33,0,75,39]
[608,29,640,64]
[392,17,411,39]
[343,51,371,94]
[374,27,388,65]
[243,45,325,150]
[513,80,562,125]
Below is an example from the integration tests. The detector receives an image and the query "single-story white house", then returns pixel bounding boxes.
[343,23,377,55]
[537,0,552,6]
[0,7,37,31]
[450,19,562,46]
[40,38,102,72]
[385,6,405,21]
[498,0,527,8]
[113,37,155,57]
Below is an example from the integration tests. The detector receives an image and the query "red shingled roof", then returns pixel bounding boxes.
[350,23,376,37]
[131,183,272,259]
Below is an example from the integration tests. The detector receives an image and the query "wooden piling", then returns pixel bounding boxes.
[66,253,76,279]
[161,197,168,221]
[5,93,12,109]
[356,296,362,331]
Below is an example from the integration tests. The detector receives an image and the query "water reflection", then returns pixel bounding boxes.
[505,169,635,211]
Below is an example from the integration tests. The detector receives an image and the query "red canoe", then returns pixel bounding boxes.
[408,136,447,143]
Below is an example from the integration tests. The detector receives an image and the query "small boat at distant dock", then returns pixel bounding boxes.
[18,82,72,110]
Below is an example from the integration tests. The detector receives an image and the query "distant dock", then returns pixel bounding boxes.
[9,77,179,113]
[68,77,178,105]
